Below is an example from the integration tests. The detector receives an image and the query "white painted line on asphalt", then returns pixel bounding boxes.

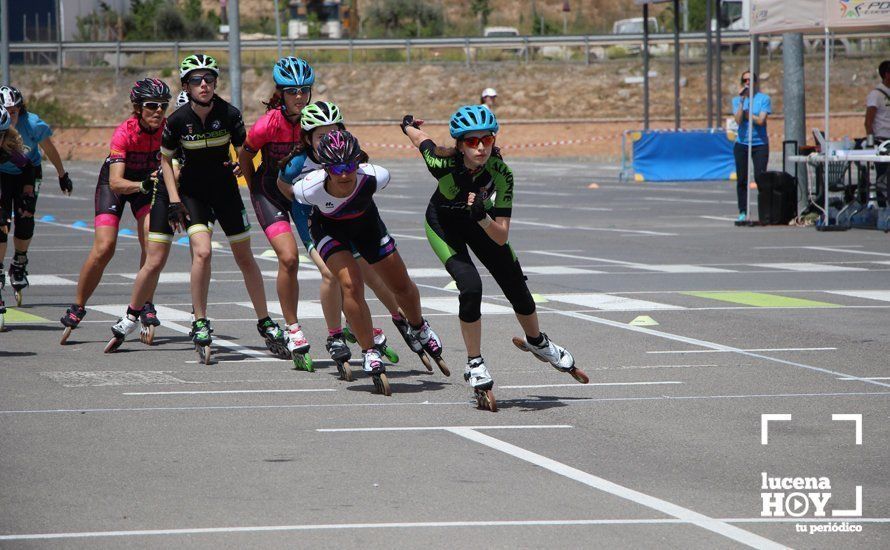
[804,246,890,257]
[511,220,675,236]
[2,391,889,415]
[699,215,737,222]
[501,382,683,389]
[26,275,77,286]
[236,301,327,319]
[827,290,890,303]
[527,251,734,273]
[447,428,784,550]
[317,425,572,432]
[545,293,685,311]
[523,266,605,275]
[648,347,837,354]
[837,377,890,381]
[550,310,890,389]
[752,263,867,272]
[123,389,336,395]
[161,321,277,361]
[3,518,792,541]
[390,233,428,241]
[421,297,515,314]
[90,304,195,322]
[119,272,213,284]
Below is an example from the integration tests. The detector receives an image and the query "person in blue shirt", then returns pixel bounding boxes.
[731,71,770,222]
[0,86,73,301]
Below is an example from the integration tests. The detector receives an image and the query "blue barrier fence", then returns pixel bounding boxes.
[621,129,736,182]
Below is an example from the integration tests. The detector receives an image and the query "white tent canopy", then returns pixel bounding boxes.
[751,0,890,34]
[749,0,890,227]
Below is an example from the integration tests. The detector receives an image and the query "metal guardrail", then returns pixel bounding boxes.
[10,32,757,55]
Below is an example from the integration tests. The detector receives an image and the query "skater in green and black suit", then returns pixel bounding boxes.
[401,105,588,411]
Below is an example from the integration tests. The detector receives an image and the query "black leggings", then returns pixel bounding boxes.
[0,167,38,243]
[425,203,534,323]
[734,143,769,213]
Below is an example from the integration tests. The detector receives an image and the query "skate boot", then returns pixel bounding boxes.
[8,255,29,307]
[0,294,6,332]
[139,301,161,345]
[59,304,86,344]
[0,263,5,290]
[410,318,449,376]
[326,333,353,381]
[104,315,139,353]
[343,325,399,364]
[512,332,589,384]
[465,356,497,412]
[363,347,391,396]
[190,318,213,364]
[285,323,313,372]
[257,317,289,359]
[392,312,431,371]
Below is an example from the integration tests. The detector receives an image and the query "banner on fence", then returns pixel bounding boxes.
[631,129,735,182]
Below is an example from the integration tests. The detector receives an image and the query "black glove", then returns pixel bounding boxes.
[468,196,486,222]
[59,172,73,194]
[139,175,156,195]
[167,202,189,231]
[400,115,419,135]
[19,193,37,217]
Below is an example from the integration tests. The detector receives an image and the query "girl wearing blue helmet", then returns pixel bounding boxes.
[401,106,588,411]
[238,56,316,369]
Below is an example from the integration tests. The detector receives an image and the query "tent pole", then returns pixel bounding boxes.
[715,0,722,129]
[823,27,830,227]
[673,0,681,129]
[643,3,650,131]
[747,33,755,222]
[705,0,713,128]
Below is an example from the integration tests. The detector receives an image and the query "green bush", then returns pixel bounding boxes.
[27,97,86,128]
[606,46,630,59]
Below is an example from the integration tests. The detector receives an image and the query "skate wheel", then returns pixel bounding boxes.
[419,352,433,372]
[570,367,589,384]
[374,373,392,396]
[342,326,357,344]
[104,336,123,353]
[512,336,549,363]
[14,291,22,307]
[292,352,314,372]
[383,346,399,364]
[196,344,212,365]
[475,389,498,412]
[337,361,353,382]
[434,355,451,377]
[60,326,73,344]
[140,325,155,346]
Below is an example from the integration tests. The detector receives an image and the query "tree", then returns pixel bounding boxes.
[470,0,493,34]
[365,0,443,38]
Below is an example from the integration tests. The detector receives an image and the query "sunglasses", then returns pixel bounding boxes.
[462,135,496,148]
[142,101,169,111]
[281,86,312,96]
[325,161,358,176]
[187,74,217,86]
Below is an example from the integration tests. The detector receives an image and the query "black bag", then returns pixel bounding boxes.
[757,171,798,225]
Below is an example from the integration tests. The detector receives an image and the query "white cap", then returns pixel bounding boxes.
[481,87,497,98]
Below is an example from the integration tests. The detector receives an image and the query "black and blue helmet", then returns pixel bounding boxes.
[449,105,499,139]
[273,57,315,88]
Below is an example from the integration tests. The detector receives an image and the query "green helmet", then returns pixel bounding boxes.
[180,54,220,81]
[300,101,343,132]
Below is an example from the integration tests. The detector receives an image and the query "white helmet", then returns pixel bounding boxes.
[175,91,189,110]
[0,86,23,108]
[481,87,497,99]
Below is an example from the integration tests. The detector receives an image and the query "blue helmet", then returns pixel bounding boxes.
[449,105,499,139]
[0,105,10,131]
[273,57,315,87]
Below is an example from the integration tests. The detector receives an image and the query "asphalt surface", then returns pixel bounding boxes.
[1,158,888,549]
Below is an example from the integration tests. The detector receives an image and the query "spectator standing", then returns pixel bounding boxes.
[731,71,770,222]
[865,60,890,207]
